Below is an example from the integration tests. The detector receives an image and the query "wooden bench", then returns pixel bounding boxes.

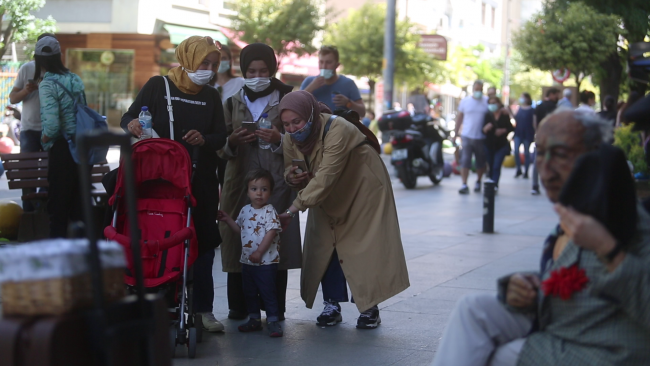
[0,151,111,241]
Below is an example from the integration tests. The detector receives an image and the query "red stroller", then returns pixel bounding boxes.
[104,138,201,358]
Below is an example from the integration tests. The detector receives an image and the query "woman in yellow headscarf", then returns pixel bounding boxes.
[121,36,228,332]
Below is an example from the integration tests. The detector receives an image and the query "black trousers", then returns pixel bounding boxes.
[47,138,83,238]
[228,269,288,314]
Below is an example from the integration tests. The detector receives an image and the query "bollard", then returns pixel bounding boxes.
[483,180,495,233]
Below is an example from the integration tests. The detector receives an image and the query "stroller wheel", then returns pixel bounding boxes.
[188,327,197,359]
[194,313,203,343]
[169,326,177,359]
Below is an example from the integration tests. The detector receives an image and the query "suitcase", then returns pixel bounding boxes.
[0,132,172,366]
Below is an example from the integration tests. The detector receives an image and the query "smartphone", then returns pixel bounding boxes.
[292,159,308,174]
[242,121,257,134]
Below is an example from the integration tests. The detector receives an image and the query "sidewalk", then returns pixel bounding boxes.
[173,162,554,365]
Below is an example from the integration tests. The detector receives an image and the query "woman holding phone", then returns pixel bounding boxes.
[278,90,409,329]
[218,43,301,321]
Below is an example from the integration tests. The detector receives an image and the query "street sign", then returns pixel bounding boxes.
[419,35,448,61]
[552,68,571,83]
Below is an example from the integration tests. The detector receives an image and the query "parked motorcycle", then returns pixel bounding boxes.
[378,110,450,189]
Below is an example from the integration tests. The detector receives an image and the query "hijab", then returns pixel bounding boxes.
[279,90,332,155]
[168,36,221,95]
[239,43,293,102]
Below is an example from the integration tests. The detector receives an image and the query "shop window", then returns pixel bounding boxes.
[66,49,135,128]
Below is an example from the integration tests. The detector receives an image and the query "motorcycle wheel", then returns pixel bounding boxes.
[429,165,444,185]
[398,163,418,189]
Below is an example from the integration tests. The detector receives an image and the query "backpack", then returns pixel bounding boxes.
[325,109,381,154]
[50,79,109,165]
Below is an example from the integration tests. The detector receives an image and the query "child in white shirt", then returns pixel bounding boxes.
[218,169,283,337]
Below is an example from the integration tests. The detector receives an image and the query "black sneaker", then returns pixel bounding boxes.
[228,310,248,320]
[356,306,381,329]
[458,185,469,194]
[523,173,529,179]
[531,187,540,195]
[474,181,482,192]
[515,170,522,178]
[316,301,342,326]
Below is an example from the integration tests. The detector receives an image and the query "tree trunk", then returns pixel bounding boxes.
[368,79,376,112]
[0,22,14,60]
[598,51,623,108]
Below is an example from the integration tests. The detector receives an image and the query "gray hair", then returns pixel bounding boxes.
[563,88,572,97]
[544,108,613,150]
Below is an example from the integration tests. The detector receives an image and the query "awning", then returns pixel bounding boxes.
[163,24,229,46]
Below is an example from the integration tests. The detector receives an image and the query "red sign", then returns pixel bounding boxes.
[419,35,448,61]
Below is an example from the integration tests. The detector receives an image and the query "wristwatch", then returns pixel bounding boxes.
[285,209,296,219]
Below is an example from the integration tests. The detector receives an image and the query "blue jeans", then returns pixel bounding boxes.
[513,136,531,174]
[20,130,44,212]
[242,263,279,321]
[192,249,215,313]
[487,146,511,187]
[321,250,350,303]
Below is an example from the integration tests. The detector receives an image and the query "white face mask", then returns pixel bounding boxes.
[184,68,214,86]
[218,61,230,74]
[320,69,334,79]
[244,77,272,92]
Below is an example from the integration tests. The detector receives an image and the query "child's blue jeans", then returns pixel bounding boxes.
[242,263,279,321]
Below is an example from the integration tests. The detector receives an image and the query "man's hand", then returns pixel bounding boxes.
[305,76,326,93]
[554,204,617,258]
[255,125,282,144]
[249,251,262,264]
[25,82,38,93]
[229,127,256,146]
[506,273,540,308]
[332,94,350,107]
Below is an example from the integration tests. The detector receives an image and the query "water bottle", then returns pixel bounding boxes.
[258,113,272,149]
[138,106,152,140]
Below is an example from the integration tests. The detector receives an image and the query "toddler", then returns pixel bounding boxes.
[218,169,283,337]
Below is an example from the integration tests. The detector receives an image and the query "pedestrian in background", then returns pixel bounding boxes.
[514,93,536,178]
[35,36,87,238]
[212,45,245,103]
[300,45,365,116]
[617,91,642,127]
[278,90,409,330]
[455,80,489,194]
[531,88,560,195]
[598,95,617,126]
[218,43,300,323]
[122,35,228,332]
[483,96,514,191]
[576,90,596,114]
[9,32,56,212]
[557,88,573,109]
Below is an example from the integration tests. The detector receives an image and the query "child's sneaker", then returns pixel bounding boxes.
[268,321,283,337]
[316,301,342,326]
[238,318,263,332]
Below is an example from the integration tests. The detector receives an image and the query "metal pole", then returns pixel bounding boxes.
[383,0,396,111]
[503,0,511,106]
[483,181,495,233]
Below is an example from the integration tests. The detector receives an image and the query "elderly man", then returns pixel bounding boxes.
[431,110,650,366]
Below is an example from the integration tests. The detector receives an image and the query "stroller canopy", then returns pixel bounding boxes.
[109,138,196,206]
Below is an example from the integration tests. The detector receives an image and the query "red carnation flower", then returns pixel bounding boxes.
[541,264,589,300]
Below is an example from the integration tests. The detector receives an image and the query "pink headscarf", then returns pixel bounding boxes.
[279,91,332,155]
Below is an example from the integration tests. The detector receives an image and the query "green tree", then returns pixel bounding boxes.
[324,3,440,109]
[512,2,621,91]
[554,0,650,103]
[508,51,552,101]
[440,45,503,91]
[231,0,326,60]
[0,0,56,58]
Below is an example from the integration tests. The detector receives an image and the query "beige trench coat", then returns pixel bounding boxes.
[283,114,409,312]
[218,89,302,273]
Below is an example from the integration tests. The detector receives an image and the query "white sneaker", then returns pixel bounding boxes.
[200,312,225,332]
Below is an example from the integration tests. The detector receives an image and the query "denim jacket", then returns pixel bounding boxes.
[38,72,85,151]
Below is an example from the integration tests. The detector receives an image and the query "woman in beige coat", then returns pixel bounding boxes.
[218,43,301,320]
[278,91,409,329]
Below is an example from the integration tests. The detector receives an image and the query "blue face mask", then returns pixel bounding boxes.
[488,104,499,113]
[289,106,314,143]
[473,91,483,99]
[519,97,526,105]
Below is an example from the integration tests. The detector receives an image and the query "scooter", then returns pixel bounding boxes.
[379,111,449,189]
